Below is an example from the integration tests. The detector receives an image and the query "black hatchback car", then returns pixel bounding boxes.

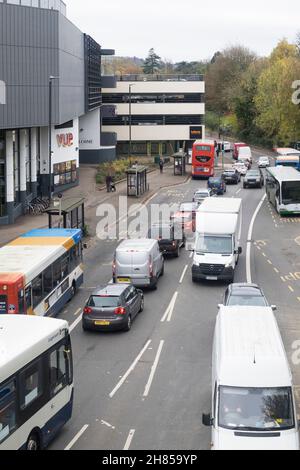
[207,176,226,195]
[222,169,240,184]
[221,283,276,308]
[82,284,144,332]
[148,221,185,257]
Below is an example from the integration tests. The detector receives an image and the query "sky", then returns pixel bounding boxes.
[67,0,300,62]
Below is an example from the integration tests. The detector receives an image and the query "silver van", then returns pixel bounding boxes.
[113,239,164,289]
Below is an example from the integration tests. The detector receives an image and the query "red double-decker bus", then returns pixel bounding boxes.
[192,140,215,178]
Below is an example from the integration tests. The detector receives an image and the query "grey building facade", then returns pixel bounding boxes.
[0,0,116,225]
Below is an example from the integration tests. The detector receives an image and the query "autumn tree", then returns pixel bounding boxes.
[255,40,300,145]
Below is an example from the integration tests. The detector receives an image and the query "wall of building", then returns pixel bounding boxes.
[0,2,85,129]
[103,125,205,142]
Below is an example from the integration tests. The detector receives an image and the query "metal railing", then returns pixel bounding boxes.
[117,74,204,82]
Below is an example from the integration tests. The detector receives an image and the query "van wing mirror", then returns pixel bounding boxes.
[271,305,277,311]
[202,413,213,427]
[238,247,242,255]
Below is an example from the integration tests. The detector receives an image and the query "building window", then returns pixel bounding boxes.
[0,131,6,217]
[53,160,77,187]
[13,131,19,204]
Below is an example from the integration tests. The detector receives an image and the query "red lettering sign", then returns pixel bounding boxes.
[56,133,74,147]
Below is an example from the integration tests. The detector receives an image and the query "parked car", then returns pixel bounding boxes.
[147,221,185,257]
[243,169,264,188]
[222,169,241,185]
[220,283,276,309]
[193,188,213,204]
[233,142,247,160]
[82,284,144,332]
[207,176,226,195]
[233,162,248,176]
[258,156,271,168]
[218,141,231,152]
[113,239,164,289]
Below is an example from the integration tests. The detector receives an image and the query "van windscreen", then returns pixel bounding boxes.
[218,386,295,431]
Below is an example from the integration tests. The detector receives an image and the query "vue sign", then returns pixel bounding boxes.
[57,133,74,147]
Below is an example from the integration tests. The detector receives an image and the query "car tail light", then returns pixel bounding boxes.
[114,307,126,315]
[172,241,177,247]
[83,307,92,315]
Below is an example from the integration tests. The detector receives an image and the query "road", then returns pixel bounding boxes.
[48,151,300,450]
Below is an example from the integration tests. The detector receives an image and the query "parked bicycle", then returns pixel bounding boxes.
[25,197,50,215]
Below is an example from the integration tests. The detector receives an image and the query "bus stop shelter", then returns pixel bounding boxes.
[126,165,149,197]
[47,196,85,230]
[172,152,187,176]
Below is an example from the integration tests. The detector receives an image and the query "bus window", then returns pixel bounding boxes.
[0,295,7,314]
[0,381,17,444]
[20,361,43,410]
[43,266,53,295]
[49,345,68,397]
[18,290,24,314]
[32,275,43,308]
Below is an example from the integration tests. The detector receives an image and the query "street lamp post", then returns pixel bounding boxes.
[49,76,59,201]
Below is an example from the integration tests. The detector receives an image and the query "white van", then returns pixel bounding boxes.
[238,146,252,165]
[192,199,242,282]
[203,307,299,450]
[113,239,164,289]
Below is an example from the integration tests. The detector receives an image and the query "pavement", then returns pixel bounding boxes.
[0,163,190,246]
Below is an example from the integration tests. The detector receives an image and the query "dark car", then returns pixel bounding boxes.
[82,284,144,332]
[148,221,185,257]
[222,169,240,185]
[243,169,264,188]
[208,176,226,195]
[221,283,276,308]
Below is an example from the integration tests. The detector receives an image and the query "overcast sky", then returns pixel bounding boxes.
[67,0,300,62]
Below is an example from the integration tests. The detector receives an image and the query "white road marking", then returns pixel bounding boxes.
[189,251,194,258]
[101,420,115,430]
[161,292,178,323]
[109,340,152,398]
[236,188,242,194]
[246,194,267,283]
[143,340,165,398]
[123,429,135,450]
[64,425,89,450]
[69,313,83,333]
[179,265,188,284]
[74,308,82,316]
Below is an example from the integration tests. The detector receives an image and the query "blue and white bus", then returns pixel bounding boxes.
[0,228,84,317]
[0,315,73,449]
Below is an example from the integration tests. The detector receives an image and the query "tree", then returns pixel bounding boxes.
[143,48,162,74]
[255,42,300,145]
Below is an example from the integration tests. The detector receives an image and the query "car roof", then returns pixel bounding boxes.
[229,283,263,295]
[180,202,197,210]
[91,284,129,297]
[258,155,270,159]
[150,222,173,228]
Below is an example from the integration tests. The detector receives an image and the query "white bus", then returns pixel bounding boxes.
[0,228,83,317]
[265,167,300,216]
[0,315,73,450]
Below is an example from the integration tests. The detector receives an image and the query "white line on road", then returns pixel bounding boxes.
[123,429,135,450]
[236,188,242,195]
[179,265,188,284]
[246,194,267,283]
[161,292,178,323]
[74,308,82,317]
[143,340,165,398]
[109,340,152,398]
[189,251,194,258]
[100,420,115,430]
[69,313,83,333]
[64,425,89,450]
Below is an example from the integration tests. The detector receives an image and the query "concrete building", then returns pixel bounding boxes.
[101,74,205,157]
[0,0,116,225]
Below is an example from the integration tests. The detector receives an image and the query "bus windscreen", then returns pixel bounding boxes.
[282,182,300,204]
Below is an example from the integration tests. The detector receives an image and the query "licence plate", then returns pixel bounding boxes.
[206,276,218,281]
[117,277,131,283]
[94,320,111,326]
